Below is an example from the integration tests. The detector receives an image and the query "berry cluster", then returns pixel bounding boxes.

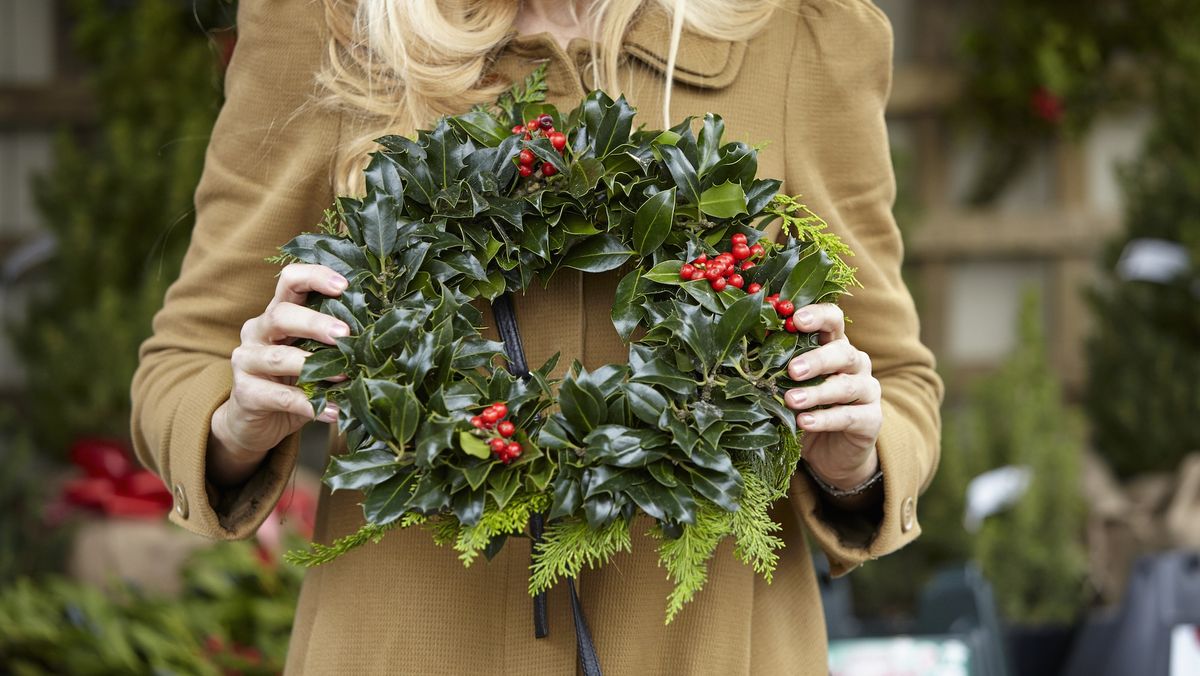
[678,233,766,292]
[512,114,568,178]
[764,293,800,333]
[470,401,524,463]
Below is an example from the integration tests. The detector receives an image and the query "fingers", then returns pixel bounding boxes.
[788,338,869,380]
[790,303,844,343]
[268,263,348,309]
[241,301,351,346]
[796,403,882,438]
[784,373,881,411]
[231,374,336,421]
[229,344,318,379]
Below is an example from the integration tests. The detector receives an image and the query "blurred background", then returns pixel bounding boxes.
[0,0,1196,673]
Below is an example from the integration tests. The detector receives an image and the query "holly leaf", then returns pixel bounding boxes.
[363,473,416,525]
[299,348,347,384]
[450,110,511,147]
[713,288,765,364]
[632,187,675,255]
[414,416,458,467]
[659,145,700,205]
[611,268,644,341]
[459,431,492,460]
[324,449,400,492]
[698,181,748,219]
[781,248,833,309]
[561,234,634,273]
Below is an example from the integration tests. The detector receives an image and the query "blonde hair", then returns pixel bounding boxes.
[320,0,778,195]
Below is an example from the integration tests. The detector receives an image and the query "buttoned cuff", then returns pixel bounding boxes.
[164,358,300,540]
[790,397,923,577]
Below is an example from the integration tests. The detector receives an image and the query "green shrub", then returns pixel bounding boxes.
[1084,29,1200,477]
[0,540,300,675]
[852,294,1089,623]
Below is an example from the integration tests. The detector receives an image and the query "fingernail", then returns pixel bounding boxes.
[329,274,348,291]
[800,414,816,427]
[329,322,350,338]
[791,360,810,379]
[788,389,807,407]
[796,310,814,327]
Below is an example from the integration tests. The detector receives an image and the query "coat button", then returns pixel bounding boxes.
[173,483,189,519]
[901,496,915,533]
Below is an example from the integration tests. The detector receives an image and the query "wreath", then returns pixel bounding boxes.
[276,67,858,621]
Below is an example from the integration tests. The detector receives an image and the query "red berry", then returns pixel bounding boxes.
[747,283,762,294]
[776,300,795,317]
[538,114,554,129]
[680,263,696,280]
[689,270,706,281]
[784,317,799,333]
[526,119,540,131]
[711,277,728,292]
[498,421,516,438]
[506,442,522,456]
[518,149,535,166]
[732,243,751,260]
[728,274,745,289]
[766,294,779,304]
[549,132,567,151]
[541,162,558,177]
[490,438,507,452]
[518,165,533,178]
[750,243,765,258]
[705,266,723,282]
[511,125,524,134]
[491,403,508,417]
[716,252,735,266]
[741,260,756,270]
[482,408,501,423]
[470,416,484,428]
[693,254,708,264]
[731,233,748,246]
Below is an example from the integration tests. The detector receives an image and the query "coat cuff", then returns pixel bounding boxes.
[164,358,300,540]
[790,397,924,577]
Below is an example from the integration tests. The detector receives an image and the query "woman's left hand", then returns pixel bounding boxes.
[782,304,882,491]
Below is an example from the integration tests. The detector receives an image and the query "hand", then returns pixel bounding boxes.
[208,263,351,486]
[782,304,882,491]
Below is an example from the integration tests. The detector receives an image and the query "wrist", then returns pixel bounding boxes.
[809,449,880,492]
[208,402,267,486]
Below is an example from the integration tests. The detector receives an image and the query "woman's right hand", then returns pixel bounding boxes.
[207,263,351,486]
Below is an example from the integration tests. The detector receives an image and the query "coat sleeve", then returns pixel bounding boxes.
[129,0,341,540]
[782,0,944,577]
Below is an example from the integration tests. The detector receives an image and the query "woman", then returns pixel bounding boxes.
[131,0,942,672]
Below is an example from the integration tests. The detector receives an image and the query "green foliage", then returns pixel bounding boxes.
[7,0,229,456]
[529,518,632,596]
[0,539,301,675]
[1085,28,1200,477]
[279,79,858,620]
[851,294,1088,623]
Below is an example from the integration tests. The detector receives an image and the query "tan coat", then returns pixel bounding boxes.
[130,0,942,673]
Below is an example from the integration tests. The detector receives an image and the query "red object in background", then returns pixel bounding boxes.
[1030,86,1065,124]
[59,437,172,519]
[210,28,238,73]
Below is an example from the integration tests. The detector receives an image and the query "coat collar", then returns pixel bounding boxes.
[622,6,747,89]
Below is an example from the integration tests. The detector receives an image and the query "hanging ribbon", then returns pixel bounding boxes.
[491,293,603,676]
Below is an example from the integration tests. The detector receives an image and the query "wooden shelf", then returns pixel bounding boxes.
[904,208,1122,262]
[0,82,94,129]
